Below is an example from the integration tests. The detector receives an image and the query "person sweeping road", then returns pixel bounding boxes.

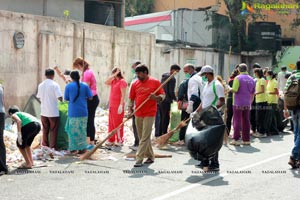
[128,64,165,167]
[192,65,225,171]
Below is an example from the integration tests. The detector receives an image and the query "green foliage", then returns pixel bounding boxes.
[125,0,154,17]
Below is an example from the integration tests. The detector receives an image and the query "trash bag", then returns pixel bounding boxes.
[277,98,288,131]
[169,102,181,142]
[192,106,224,131]
[185,122,225,161]
[57,102,69,150]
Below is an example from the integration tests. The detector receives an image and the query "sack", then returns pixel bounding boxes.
[185,123,225,161]
[284,75,300,110]
[192,106,224,131]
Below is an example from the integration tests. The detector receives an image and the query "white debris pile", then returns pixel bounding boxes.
[4,129,23,164]
[95,109,136,146]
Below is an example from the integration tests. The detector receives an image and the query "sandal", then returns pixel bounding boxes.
[144,158,154,164]
[17,163,32,169]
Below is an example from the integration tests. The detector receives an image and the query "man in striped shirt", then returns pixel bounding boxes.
[284,60,300,169]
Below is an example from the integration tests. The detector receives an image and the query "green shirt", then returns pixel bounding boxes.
[266,79,278,104]
[284,71,300,92]
[16,112,39,127]
[255,78,267,103]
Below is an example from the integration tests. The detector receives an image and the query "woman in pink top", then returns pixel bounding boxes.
[104,67,127,146]
[73,57,99,149]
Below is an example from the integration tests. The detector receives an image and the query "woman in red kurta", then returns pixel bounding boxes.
[104,68,127,146]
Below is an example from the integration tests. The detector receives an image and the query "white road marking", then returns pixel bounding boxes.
[152,152,290,200]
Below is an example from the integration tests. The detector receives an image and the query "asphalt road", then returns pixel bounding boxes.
[0,130,299,200]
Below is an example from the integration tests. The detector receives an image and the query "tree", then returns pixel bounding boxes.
[224,0,300,52]
[125,0,154,17]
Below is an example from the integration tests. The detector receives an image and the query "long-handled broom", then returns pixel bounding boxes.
[156,117,191,148]
[79,71,178,160]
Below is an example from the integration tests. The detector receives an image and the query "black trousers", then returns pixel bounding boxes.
[265,103,279,134]
[256,102,268,134]
[87,95,99,141]
[226,97,233,134]
[250,99,257,132]
[179,109,189,141]
[132,115,139,146]
[202,152,219,167]
[155,101,171,137]
[0,113,8,172]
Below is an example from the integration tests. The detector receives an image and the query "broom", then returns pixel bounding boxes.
[125,154,172,158]
[156,117,191,147]
[79,71,178,160]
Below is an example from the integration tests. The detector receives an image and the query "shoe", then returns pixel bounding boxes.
[144,158,154,164]
[252,133,267,138]
[208,165,220,171]
[0,171,8,176]
[230,140,241,146]
[129,145,138,151]
[134,162,143,167]
[86,144,94,150]
[297,160,300,168]
[195,162,204,169]
[288,156,298,169]
[78,149,87,154]
[242,141,251,145]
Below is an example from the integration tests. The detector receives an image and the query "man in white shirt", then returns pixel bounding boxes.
[277,66,291,93]
[194,65,225,171]
[186,67,205,114]
[37,69,62,149]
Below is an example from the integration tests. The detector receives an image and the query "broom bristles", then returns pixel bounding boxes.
[156,117,190,146]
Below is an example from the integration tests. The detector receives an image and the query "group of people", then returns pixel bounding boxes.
[1,58,300,174]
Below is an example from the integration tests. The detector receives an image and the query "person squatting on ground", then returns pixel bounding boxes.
[128,64,165,167]
[129,61,141,151]
[73,58,99,150]
[8,106,41,169]
[105,67,127,146]
[284,60,300,169]
[36,68,63,150]
[155,64,181,138]
[230,64,255,146]
[193,65,225,171]
[0,84,8,175]
[64,71,93,155]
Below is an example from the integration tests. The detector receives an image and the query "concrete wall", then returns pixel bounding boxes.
[0,0,84,21]
[0,10,242,111]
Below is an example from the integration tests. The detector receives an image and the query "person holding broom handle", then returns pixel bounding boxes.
[192,65,225,171]
[128,64,165,167]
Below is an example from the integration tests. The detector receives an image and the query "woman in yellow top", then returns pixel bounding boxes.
[265,71,280,135]
[253,68,268,138]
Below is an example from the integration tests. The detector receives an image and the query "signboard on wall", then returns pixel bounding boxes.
[13,32,25,49]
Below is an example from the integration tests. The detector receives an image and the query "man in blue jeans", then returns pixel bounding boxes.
[284,60,300,169]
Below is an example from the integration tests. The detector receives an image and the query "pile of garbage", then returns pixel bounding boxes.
[3,107,137,166]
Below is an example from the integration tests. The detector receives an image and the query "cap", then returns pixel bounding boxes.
[200,65,214,75]
[252,63,261,69]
